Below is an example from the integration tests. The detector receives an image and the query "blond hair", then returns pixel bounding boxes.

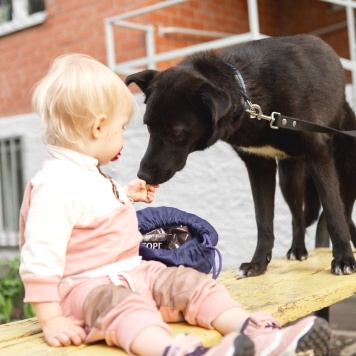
[32,53,134,148]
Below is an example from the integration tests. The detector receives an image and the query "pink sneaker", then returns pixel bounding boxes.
[241,312,331,356]
[163,332,254,356]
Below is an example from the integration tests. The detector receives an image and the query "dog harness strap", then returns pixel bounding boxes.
[273,113,356,138]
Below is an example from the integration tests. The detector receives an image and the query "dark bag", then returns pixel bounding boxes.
[136,206,222,279]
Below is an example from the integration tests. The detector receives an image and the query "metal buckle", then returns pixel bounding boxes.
[245,103,280,130]
[269,112,280,130]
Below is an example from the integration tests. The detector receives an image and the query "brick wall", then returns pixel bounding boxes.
[0,0,351,117]
[1,0,141,117]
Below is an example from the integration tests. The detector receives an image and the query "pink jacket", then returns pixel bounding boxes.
[19,146,142,303]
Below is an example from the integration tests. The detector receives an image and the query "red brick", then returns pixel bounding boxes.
[0,0,351,117]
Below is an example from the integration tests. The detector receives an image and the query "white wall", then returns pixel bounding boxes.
[0,113,47,185]
[111,94,321,271]
[1,92,355,271]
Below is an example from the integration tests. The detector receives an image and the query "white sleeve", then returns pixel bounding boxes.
[20,167,82,280]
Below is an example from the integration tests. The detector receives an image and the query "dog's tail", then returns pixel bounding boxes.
[341,99,356,130]
[304,175,321,228]
[335,100,356,193]
[335,101,356,176]
[335,100,356,246]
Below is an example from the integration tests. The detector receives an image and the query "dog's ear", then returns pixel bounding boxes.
[125,70,158,93]
[193,82,231,123]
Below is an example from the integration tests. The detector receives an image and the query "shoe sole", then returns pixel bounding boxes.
[232,333,255,356]
[295,317,331,356]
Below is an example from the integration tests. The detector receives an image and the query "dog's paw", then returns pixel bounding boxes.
[235,269,247,279]
[287,247,308,261]
[235,262,267,279]
[331,257,356,275]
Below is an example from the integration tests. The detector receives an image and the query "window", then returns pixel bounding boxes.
[0,137,24,246]
[0,0,46,37]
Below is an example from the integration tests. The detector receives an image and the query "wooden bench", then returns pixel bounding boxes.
[1,247,355,355]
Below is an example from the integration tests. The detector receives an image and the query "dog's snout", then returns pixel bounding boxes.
[138,162,174,185]
[137,169,154,184]
[137,163,161,184]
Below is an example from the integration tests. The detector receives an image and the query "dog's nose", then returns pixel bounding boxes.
[137,169,155,184]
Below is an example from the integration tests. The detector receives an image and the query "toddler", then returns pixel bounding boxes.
[19,53,331,356]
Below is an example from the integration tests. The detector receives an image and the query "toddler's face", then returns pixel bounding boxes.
[98,114,130,166]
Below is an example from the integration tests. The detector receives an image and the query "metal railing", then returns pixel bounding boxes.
[104,0,265,75]
[104,0,356,107]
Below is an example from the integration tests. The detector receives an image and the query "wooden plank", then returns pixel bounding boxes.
[219,248,356,324]
[0,318,221,355]
[1,248,355,355]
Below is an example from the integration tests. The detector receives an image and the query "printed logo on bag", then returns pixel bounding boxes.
[141,226,192,249]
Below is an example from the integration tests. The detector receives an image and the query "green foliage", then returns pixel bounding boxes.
[0,257,35,324]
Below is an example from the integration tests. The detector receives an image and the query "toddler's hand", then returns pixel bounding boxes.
[42,315,86,347]
[126,179,159,203]
[145,183,159,203]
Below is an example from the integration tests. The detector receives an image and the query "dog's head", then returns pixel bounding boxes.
[125,67,231,184]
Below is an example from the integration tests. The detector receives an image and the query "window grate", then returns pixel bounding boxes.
[0,137,24,247]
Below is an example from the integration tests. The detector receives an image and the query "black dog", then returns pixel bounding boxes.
[126,34,356,277]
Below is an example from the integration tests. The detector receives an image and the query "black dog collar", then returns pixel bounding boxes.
[225,62,251,109]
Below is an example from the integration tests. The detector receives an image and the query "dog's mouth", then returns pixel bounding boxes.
[137,168,176,185]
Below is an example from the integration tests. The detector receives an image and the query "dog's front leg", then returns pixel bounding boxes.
[236,153,277,278]
[308,153,356,275]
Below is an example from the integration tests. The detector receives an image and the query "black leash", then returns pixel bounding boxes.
[272,112,356,138]
[227,62,356,139]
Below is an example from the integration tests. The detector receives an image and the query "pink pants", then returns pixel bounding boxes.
[59,261,241,354]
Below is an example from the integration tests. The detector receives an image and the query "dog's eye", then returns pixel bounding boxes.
[169,127,183,137]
